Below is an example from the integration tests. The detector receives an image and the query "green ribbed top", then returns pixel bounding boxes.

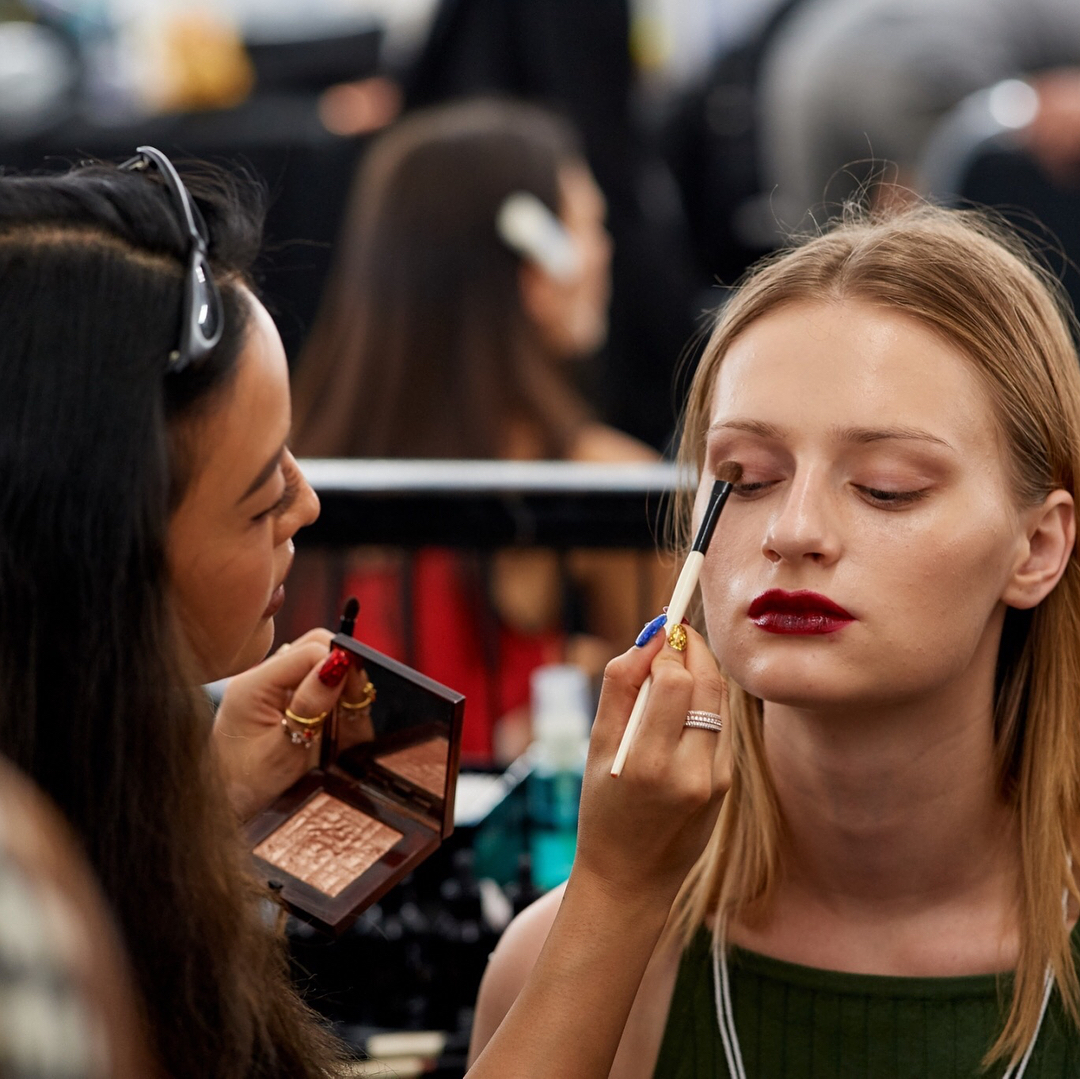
[653,924,1080,1078]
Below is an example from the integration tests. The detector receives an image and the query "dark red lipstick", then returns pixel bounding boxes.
[748,590,855,635]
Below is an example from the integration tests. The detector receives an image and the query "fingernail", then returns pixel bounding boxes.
[318,648,352,687]
[635,613,667,647]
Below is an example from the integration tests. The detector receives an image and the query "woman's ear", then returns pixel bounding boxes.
[1002,489,1076,609]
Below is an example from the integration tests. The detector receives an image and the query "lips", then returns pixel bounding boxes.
[747,590,854,635]
[262,583,285,619]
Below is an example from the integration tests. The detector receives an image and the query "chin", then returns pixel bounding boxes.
[731,655,867,711]
[217,620,276,680]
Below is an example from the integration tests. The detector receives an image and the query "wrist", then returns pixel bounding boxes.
[562,862,679,932]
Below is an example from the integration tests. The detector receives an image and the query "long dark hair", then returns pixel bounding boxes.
[0,162,343,1077]
[292,97,590,459]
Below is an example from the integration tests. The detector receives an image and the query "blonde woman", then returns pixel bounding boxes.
[471,205,1080,1077]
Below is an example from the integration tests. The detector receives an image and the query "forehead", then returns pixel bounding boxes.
[709,300,1001,452]
[189,294,290,490]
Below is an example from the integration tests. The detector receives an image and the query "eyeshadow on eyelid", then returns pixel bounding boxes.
[254,791,402,897]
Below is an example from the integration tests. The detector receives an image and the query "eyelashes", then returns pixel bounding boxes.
[730,478,929,508]
[253,467,301,522]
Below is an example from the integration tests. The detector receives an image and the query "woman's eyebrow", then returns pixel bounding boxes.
[707,419,953,450]
[236,444,285,504]
[706,418,781,439]
[835,424,954,449]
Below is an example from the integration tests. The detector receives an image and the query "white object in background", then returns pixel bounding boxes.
[530,664,591,769]
[497,192,581,282]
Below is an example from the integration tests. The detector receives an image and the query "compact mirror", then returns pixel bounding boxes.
[247,634,465,934]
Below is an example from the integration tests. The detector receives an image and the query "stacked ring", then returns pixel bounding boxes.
[683,710,723,734]
[282,706,329,746]
[339,681,376,712]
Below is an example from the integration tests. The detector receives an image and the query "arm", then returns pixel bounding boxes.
[468,625,729,1078]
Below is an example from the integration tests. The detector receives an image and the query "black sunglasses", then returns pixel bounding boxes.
[120,145,223,373]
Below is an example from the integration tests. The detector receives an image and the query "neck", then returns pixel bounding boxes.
[764,677,1017,918]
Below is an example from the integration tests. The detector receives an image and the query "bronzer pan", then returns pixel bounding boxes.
[247,633,465,934]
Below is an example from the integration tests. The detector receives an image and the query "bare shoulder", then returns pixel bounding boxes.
[468,884,567,1064]
[570,423,659,465]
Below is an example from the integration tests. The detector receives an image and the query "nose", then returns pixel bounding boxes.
[762,469,841,566]
[278,456,320,544]
[295,473,320,531]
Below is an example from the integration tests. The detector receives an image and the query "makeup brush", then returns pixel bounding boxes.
[338,596,360,636]
[610,461,742,777]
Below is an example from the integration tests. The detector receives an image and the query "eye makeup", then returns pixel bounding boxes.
[247,633,464,934]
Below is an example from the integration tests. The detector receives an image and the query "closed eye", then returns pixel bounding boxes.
[732,480,776,498]
[252,467,300,522]
[857,486,929,507]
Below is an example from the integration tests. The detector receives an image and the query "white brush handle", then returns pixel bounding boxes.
[665,551,703,627]
[609,551,705,776]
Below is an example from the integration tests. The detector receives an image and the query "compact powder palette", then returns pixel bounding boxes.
[248,633,464,934]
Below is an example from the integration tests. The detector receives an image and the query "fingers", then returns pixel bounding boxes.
[598,621,728,785]
[259,639,332,694]
[340,660,373,705]
[275,627,332,654]
[286,644,355,725]
[629,624,710,763]
[589,631,666,759]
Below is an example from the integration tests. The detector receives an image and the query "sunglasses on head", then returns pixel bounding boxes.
[120,145,224,373]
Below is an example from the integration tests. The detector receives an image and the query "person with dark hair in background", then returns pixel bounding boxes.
[0,149,728,1077]
[292,98,669,762]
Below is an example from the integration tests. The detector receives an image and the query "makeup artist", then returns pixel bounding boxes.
[0,152,729,1078]
[471,204,1080,1078]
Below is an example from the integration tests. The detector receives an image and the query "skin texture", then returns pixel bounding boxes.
[519,163,612,359]
[468,298,1076,1077]
[700,299,1040,714]
[167,293,320,683]
[169,293,369,819]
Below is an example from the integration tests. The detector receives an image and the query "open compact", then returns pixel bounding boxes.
[247,632,465,934]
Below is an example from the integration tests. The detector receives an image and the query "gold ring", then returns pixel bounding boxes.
[339,682,376,711]
[667,624,688,652]
[284,707,328,727]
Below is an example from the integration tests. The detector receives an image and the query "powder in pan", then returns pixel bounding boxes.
[254,791,402,897]
[376,736,449,797]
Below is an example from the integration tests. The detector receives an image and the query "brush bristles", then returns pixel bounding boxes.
[716,461,743,485]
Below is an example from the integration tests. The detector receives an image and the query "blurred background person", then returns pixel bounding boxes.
[291,98,669,763]
[757,0,1080,227]
[0,757,156,1079]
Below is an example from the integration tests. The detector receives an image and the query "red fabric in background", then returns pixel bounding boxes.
[345,549,563,762]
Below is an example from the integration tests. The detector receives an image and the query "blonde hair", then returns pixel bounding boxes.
[673,205,1080,1065]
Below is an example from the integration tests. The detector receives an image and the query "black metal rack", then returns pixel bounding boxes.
[297,458,689,550]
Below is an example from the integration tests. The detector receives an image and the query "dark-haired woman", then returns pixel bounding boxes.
[291,98,669,762]
[0,150,728,1077]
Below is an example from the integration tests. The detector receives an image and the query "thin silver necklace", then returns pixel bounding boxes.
[712,891,1066,1079]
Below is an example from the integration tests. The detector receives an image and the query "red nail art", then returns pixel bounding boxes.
[318,648,352,687]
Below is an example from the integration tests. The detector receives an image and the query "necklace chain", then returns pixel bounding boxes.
[711,897,1065,1079]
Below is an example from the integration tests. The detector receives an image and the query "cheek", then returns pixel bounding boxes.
[170,537,277,678]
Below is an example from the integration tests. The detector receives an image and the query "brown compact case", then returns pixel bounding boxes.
[247,633,464,934]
